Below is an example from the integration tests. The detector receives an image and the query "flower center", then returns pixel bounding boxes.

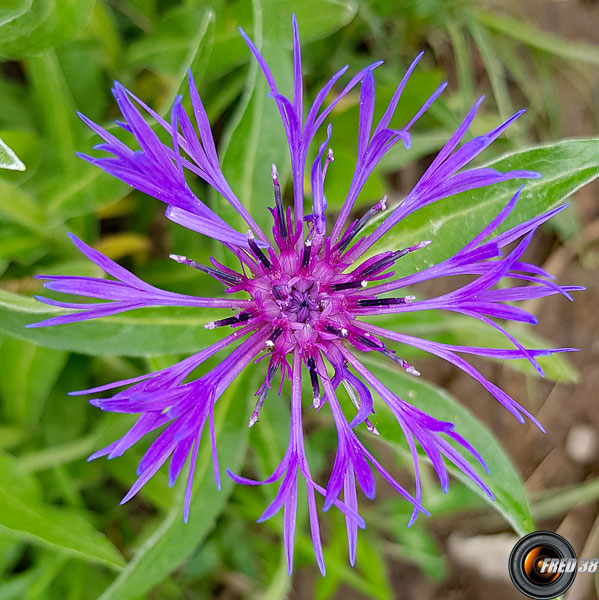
[284,281,321,324]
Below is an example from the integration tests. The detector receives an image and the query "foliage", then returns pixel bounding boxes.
[0,0,597,597]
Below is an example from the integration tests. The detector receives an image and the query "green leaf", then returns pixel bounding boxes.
[468,19,514,120]
[218,0,293,235]
[0,452,124,569]
[364,139,599,275]
[477,12,599,65]
[19,434,96,473]
[0,0,31,28]
[532,479,599,521]
[315,514,393,600]
[0,0,95,58]
[258,547,293,600]
[386,523,447,581]
[0,136,25,171]
[97,365,256,599]
[375,312,579,384]
[0,289,224,356]
[362,356,534,536]
[203,0,357,82]
[0,129,40,181]
[127,6,215,97]
[447,20,475,112]
[170,9,215,108]
[0,179,47,233]
[0,335,67,424]
[27,49,80,175]
[286,0,357,42]
[44,163,129,220]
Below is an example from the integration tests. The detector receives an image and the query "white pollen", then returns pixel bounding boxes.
[169,254,187,263]
[312,395,321,409]
[361,280,368,288]
[265,340,275,348]
[204,322,216,330]
[248,414,258,427]
[406,366,420,376]
[367,423,380,436]
[405,295,416,303]
[380,196,388,210]
[305,238,312,247]
[340,328,348,337]
[246,230,255,240]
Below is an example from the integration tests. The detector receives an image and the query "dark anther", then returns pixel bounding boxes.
[331,280,366,292]
[266,326,283,347]
[169,254,241,285]
[266,361,278,382]
[355,334,382,349]
[250,359,280,427]
[272,165,288,239]
[210,312,252,328]
[201,265,241,285]
[337,197,387,253]
[306,356,320,398]
[324,323,348,337]
[379,347,420,376]
[272,285,284,300]
[248,237,272,270]
[359,257,395,279]
[390,247,411,261]
[302,239,312,268]
[380,348,396,361]
[356,297,413,307]
[358,247,414,279]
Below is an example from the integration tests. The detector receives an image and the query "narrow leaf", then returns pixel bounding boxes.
[362,357,534,535]
[0,136,25,170]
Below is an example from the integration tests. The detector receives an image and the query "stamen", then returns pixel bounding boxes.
[366,420,380,435]
[355,334,383,349]
[205,312,252,330]
[169,254,241,285]
[337,195,387,253]
[390,240,432,261]
[271,164,287,239]
[272,285,284,301]
[380,348,421,376]
[331,280,368,292]
[302,237,312,268]
[247,234,272,270]
[324,323,348,338]
[265,327,283,348]
[249,394,265,427]
[358,257,395,279]
[357,240,431,279]
[356,296,415,307]
[306,356,320,407]
[249,360,279,427]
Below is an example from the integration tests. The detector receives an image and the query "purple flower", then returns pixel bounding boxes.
[30,17,580,575]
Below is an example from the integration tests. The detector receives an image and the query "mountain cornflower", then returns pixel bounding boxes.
[30,17,580,575]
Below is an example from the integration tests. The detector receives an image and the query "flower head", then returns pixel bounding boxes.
[30,16,580,575]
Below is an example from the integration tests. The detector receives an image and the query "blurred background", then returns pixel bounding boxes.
[0,0,598,598]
